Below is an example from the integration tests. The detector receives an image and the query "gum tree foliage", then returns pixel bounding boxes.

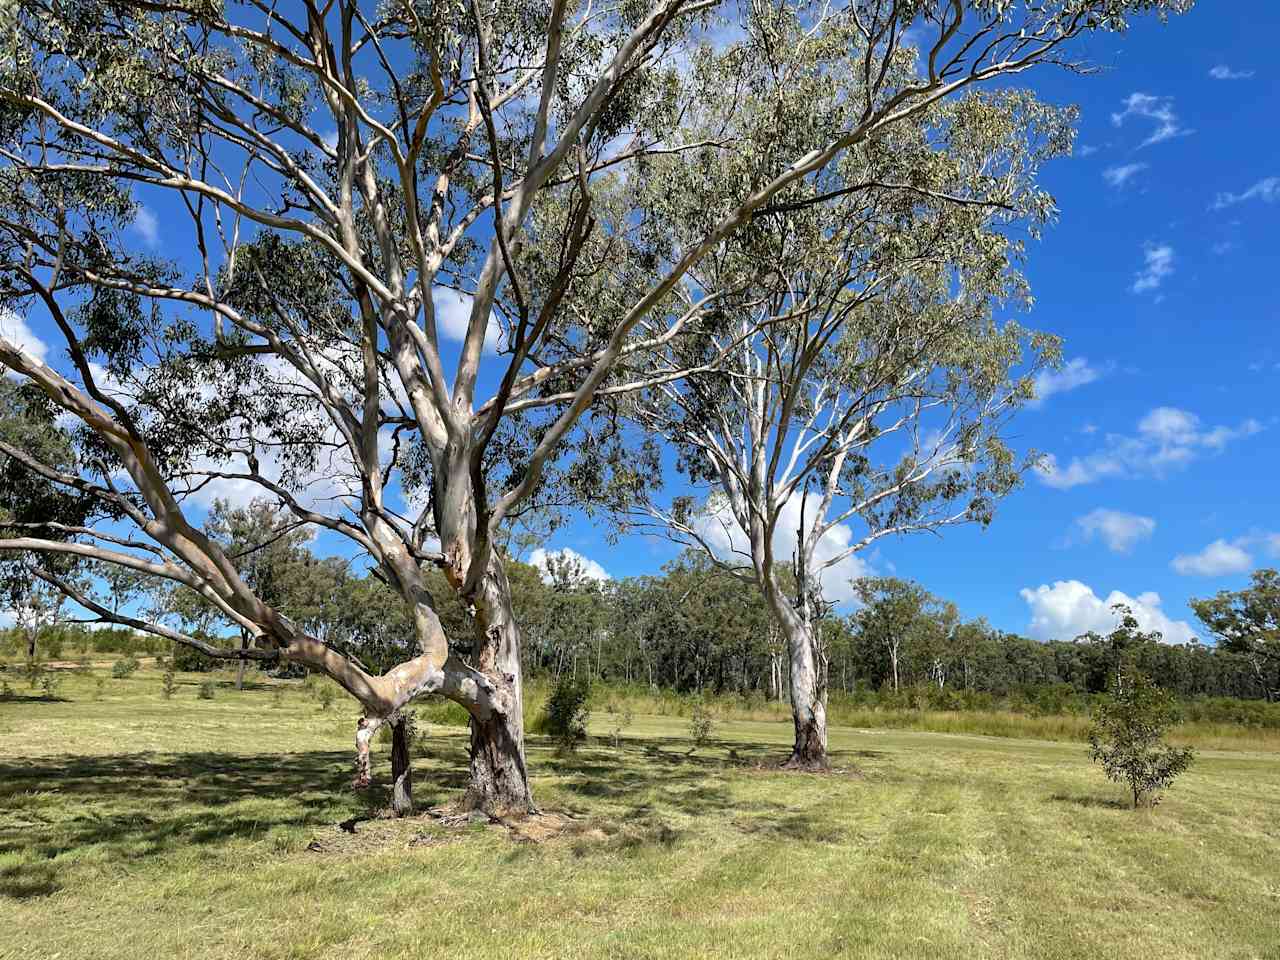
[0,0,1192,811]
[1191,569,1280,702]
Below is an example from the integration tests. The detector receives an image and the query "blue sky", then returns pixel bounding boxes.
[2,3,1276,644]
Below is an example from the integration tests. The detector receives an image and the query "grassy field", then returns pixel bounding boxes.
[2,667,1279,960]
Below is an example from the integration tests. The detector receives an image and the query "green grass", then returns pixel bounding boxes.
[2,666,1279,960]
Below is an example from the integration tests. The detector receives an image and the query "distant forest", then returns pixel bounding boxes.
[5,551,1275,706]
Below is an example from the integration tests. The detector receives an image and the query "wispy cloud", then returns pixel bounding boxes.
[1210,176,1278,211]
[432,287,505,353]
[0,309,49,370]
[1037,406,1263,490]
[1131,243,1174,294]
[1076,509,1156,553]
[1031,357,1103,407]
[1172,531,1280,576]
[1103,162,1148,189]
[130,206,160,248]
[1111,93,1190,148]
[1171,538,1252,576]
[1077,144,1099,157]
[1208,65,1255,80]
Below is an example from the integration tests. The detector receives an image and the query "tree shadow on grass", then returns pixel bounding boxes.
[0,733,888,899]
[530,735,877,848]
[0,749,423,900]
[1047,792,1129,811]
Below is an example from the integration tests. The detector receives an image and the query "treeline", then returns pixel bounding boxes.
[20,553,1269,705]
[501,556,1270,703]
[0,624,168,660]
[6,529,1272,706]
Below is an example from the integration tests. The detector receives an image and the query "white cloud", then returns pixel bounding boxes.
[1209,65,1255,80]
[1210,176,1278,211]
[1171,538,1252,577]
[131,206,160,248]
[528,547,610,584]
[1020,580,1197,645]
[1031,357,1102,407]
[0,309,50,369]
[1131,243,1174,294]
[432,287,505,353]
[1110,93,1190,148]
[1037,406,1262,489]
[691,490,873,605]
[1103,162,1148,189]
[1076,509,1156,554]
[1077,144,1099,157]
[0,608,13,628]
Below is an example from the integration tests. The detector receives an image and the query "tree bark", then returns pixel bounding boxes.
[460,557,535,816]
[390,715,413,817]
[768,592,829,770]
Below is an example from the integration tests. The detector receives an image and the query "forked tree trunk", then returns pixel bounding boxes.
[459,558,535,817]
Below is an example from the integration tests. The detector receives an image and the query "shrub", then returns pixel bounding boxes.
[270,686,284,709]
[688,698,715,750]
[170,642,215,672]
[198,679,217,700]
[316,683,336,711]
[1089,670,1195,809]
[111,656,140,680]
[40,673,61,700]
[161,670,177,699]
[74,655,92,675]
[609,706,634,748]
[93,677,106,700]
[534,674,591,753]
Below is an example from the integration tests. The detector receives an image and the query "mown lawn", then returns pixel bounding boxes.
[2,669,1278,960]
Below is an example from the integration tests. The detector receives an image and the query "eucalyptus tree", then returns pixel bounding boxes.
[1191,570,1280,702]
[630,29,1080,766]
[0,0,1191,811]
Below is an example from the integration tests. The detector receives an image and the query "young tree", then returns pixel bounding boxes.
[0,0,1192,810]
[1190,569,1280,702]
[1088,669,1195,809]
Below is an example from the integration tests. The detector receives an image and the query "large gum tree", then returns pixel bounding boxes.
[0,0,1190,813]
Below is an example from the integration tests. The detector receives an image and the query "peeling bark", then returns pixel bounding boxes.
[460,558,535,816]
[768,585,830,770]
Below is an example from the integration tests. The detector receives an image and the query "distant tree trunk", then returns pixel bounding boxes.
[390,715,413,817]
[889,640,900,693]
[235,630,247,690]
